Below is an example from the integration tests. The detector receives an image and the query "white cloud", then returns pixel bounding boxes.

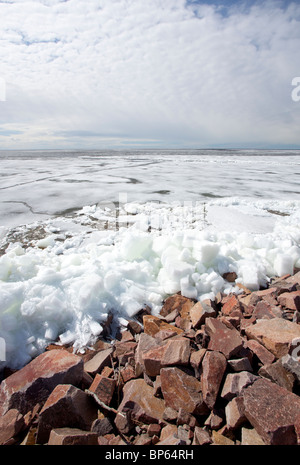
[0,0,300,148]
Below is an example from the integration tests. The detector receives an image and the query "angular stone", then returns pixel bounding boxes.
[0,349,83,416]
[243,378,300,445]
[228,357,253,372]
[201,350,227,410]
[48,427,98,445]
[83,347,113,376]
[225,396,247,430]
[258,358,295,391]
[221,371,258,401]
[192,426,212,445]
[142,343,167,377]
[205,317,244,359]
[190,301,216,329]
[241,427,266,445]
[281,353,300,384]
[277,291,300,311]
[118,378,165,424]
[223,272,238,282]
[245,318,300,358]
[160,294,194,318]
[89,374,116,406]
[160,423,178,441]
[36,384,98,444]
[245,339,276,365]
[135,333,160,377]
[190,348,206,378]
[160,367,209,416]
[161,337,191,366]
[162,406,178,423]
[91,417,114,436]
[0,408,25,445]
[212,430,235,445]
[143,314,184,337]
[222,295,242,317]
[114,411,134,435]
[252,300,279,319]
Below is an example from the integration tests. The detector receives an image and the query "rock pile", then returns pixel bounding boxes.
[1,272,300,445]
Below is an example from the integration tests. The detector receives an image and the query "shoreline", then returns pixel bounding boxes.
[1,270,300,445]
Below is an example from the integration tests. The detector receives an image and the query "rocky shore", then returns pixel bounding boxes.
[1,271,300,446]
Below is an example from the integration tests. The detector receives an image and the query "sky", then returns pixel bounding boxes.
[0,0,300,150]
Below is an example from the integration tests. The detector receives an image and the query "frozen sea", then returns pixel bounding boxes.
[0,149,300,369]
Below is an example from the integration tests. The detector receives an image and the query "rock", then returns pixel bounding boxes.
[135,333,160,377]
[162,406,178,423]
[245,318,300,358]
[243,378,300,445]
[160,367,209,416]
[114,411,134,435]
[0,349,83,416]
[190,301,216,329]
[241,427,266,445]
[277,291,300,311]
[89,374,116,406]
[295,413,300,444]
[222,295,242,317]
[48,427,98,445]
[117,378,166,424]
[192,426,212,445]
[245,339,276,365]
[221,371,258,401]
[225,396,247,430]
[160,423,178,441]
[281,353,300,384]
[0,408,25,445]
[142,343,167,377]
[83,347,113,376]
[201,350,227,410]
[258,358,295,391]
[211,430,235,445]
[160,294,194,318]
[205,317,244,359]
[147,423,161,437]
[228,357,253,372]
[223,272,238,283]
[143,314,184,337]
[91,417,114,436]
[36,384,98,444]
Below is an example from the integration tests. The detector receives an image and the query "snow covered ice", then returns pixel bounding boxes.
[0,150,300,369]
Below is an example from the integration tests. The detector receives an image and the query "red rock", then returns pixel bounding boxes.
[222,295,242,317]
[221,371,258,401]
[161,337,190,366]
[192,426,212,445]
[160,294,194,318]
[36,384,98,444]
[190,348,206,378]
[89,374,116,406]
[277,291,300,311]
[0,349,83,416]
[48,427,98,445]
[135,333,161,377]
[245,339,276,365]
[143,314,184,337]
[201,350,227,410]
[0,408,25,445]
[119,364,136,384]
[114,341,137,365]
[252,300,279,319]
[223,272,237,282]
[114,411,134,435]
[243,378,300,445]
[225,396,246,430]
[205,317,244,359]
[83,347,113,376]
[190,301,216,328]
[258,359,295,392]
[228,357,253,372]
[160,367,209,416]
[118,378,166,424]
[147,423,161,437]
[245,318,300,358]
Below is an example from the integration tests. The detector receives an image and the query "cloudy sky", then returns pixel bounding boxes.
[0,0,300,149]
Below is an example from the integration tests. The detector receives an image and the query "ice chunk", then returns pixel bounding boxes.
[273,253,294,277]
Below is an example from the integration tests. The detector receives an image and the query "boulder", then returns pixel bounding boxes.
[83,347,113,376]
[0,349,83,416]
[160,294,194,318]
[243,378,300,445]
[190,301,216,328]
[160,367,209,416]
[89,374,116,406]
[201,350,227,410]
[221,371,258,401]
[48,427,98,445]
[0,408,25,445]
[277,291,300,311]
[245,318,300,358]
[205,317,244,359]
[36,384,98,444]
[117,378,166,424]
